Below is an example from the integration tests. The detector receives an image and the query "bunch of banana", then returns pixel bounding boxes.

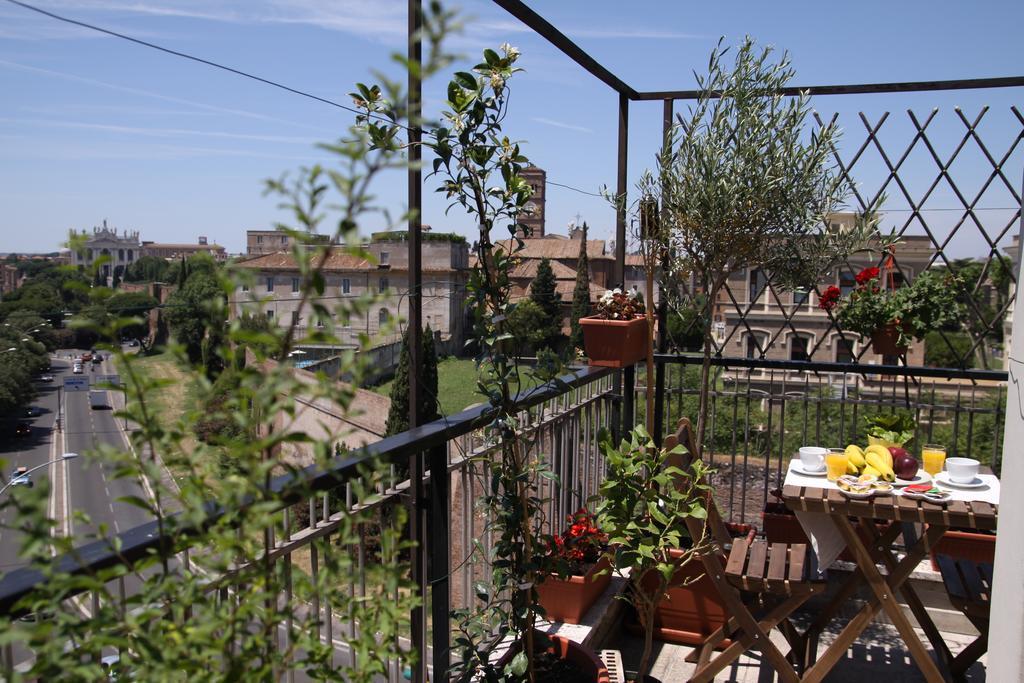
[842,444,895,481]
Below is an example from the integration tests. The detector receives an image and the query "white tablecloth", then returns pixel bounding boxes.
[783,459,1001,570]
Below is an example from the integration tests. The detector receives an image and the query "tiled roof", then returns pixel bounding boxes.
[235,252,371,271]
[496,238,610,261]
[508,258,579,280]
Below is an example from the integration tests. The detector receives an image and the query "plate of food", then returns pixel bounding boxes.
[836,474,893,499]
[900,483,951,504]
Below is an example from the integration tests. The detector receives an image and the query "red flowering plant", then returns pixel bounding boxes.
[820,265,962,347]
[543,508,608,578]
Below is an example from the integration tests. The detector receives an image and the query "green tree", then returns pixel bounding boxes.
[105,291,158,342]
[384,325,440,435]
[165,271,224,367]
[506,299,548,352]
[569,223,591,352]
[125,255,172,283]
[529,257,562,349]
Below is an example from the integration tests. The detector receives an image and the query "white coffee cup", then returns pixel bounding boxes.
[798,447,826,472]
[946,457,980,484]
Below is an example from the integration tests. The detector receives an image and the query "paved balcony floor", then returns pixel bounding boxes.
[617,602,986,682]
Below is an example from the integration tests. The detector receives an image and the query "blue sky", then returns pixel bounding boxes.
[1,0,1022,257]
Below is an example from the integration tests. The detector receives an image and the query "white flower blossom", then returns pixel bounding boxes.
[500,42,520,59]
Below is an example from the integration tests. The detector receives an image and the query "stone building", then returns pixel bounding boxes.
[70,221,141,278]
[245,229,331,256]
[715,227,935,366]
[141,236,226,262]
[232,232,469,347]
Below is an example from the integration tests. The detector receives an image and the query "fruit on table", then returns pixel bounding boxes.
[864,444,894,470]
[893,453,919,480]
[864,451,895,482]
[845,444,867,470]
[862,464,883,479]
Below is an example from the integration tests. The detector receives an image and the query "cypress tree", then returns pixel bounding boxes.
[385,325,440,435]
[529,257,562,348]
[569,222,591,351]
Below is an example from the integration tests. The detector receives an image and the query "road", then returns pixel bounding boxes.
[0,356,64,573]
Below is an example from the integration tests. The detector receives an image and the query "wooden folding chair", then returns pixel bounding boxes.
[663,418,825,683]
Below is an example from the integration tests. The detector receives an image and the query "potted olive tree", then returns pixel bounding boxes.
[652,37,886,454]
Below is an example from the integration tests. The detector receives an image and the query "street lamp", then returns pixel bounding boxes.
[1,453,79,496]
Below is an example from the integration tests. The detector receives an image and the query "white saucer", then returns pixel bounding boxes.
[893,471,932,487]
[934,472,987,489]
[839,489,875,500]
[791,462,827,477]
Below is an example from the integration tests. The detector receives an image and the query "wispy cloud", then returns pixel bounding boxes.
[0,59,336,133]
[476,19,706,41]
[0,117,317,144]
[531,117,592,134]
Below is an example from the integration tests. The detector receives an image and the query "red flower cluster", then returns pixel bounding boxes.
[818,285,841,312]
[546,509,607,576]
[855,266,880,285]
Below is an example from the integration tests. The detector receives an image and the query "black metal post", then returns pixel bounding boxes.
[428,444,450,681]
[614,92,628,288]
[653,98,672,446]
[407,2,426,682]
[623,363,635,437]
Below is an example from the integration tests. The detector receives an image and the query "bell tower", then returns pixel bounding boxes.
[518,165,546,238]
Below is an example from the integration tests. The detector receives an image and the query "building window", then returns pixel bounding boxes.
[257,235,264,244]
[380,251,389,265]
[793,288,809,307]
[118,249,124,261]
[342,278,351,294]
[789,335,810,362]
[749,268,768,303]
[378,308,389,326]
[836,337,855,363]
[266,276,274,292]
[87,248,93,260]
[281,235,287,244]
[882,353,899,366]
[291,277,300,293]
[266,309,274,320]
[745,333,766,359]
[379,277,388,293]
[242,282,249,292]
[839,270,856,297]
[291,311,300,327]
[127,249,133,261]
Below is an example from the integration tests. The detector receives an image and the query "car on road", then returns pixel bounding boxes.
[38,374,54,382]
[24,406,41,418]
[89,390,107,410]
[72,363,83,374]
[8,466,33,488]
[14,422,31,438]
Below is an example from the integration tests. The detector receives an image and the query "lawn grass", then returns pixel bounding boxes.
[371,356,543,418]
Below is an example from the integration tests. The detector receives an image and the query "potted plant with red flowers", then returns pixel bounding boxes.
[536,509,612,624]
[579,288,649,367]
[821,259,963,355]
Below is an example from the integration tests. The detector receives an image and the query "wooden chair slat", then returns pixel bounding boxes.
[747,540,768,579]
[725,536,750,577]
[766,543,787,587]
[788,543,806,581]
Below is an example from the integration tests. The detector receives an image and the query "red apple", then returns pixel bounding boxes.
[888,446,909,460]
[894,454,919,480]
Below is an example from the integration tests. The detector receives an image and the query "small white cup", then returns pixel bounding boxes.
[946,457,980,484]
[798,447,826,472]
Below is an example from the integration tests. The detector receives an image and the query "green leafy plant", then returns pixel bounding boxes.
[822,266,964,348]
[864,413,916,447]
[596,426,712,681]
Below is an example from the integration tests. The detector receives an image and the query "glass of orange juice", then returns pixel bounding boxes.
[922,444,946,477]
[825,448,848,482]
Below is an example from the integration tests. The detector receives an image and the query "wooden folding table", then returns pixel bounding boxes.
[782,482,998,683]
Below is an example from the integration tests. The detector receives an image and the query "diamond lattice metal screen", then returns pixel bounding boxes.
[671,106,1024,371]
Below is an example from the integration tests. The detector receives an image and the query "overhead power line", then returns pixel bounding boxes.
[3,0,615,205]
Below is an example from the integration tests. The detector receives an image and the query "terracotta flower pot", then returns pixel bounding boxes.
[929,528,996,571]
[498,630,611,682]
[636,548,728,647]
[536,556,612,625]
[871,322,908,355]
[579,315,649,368]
